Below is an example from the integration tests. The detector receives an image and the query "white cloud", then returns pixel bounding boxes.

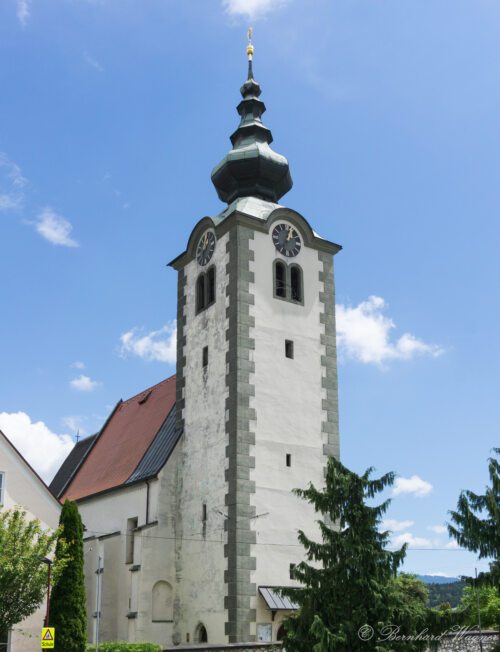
[61,415,87,436]
[336,295,443,366]
[0,152,26,211]
[35,207,79,247]
[428,525,447,535]
[70,375,100,392]
[393,475,433,497]
[0,194,21,211]
[16,0,30,26]
[381,519,415,532]
[0,412,73,482]
[446,540,460,549]
[71,361,86,370]
[392,532,433,549]
[223,0,288,19]
[119,322,177,364]
[84,52,104,73]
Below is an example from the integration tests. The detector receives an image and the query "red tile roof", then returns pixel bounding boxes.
[63,375,176,501]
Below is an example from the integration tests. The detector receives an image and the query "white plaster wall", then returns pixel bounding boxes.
[177,229,230,644]
[250,221,330,629]
[0,437,61,652]
[78,481,158,645]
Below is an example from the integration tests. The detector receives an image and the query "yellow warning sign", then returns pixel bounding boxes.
[41,627,55,649]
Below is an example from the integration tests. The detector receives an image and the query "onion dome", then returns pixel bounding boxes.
[211,33,293,204]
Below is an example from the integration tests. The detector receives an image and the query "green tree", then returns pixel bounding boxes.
[0,507,62,634]
[280,456,407,652]
[384,574,429,651]
[49,500,87,652]
[448,448,500,585]
[458,585,500,630]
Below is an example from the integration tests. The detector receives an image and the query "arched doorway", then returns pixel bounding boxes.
[277,623,286,641]
[195,622,208,643]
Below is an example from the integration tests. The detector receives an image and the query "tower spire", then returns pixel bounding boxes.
[246,26,254,80]
[211,30,293,205]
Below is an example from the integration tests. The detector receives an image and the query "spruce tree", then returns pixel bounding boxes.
[448,448,499,585]
[280,456,407,652]
[50,500,87,652]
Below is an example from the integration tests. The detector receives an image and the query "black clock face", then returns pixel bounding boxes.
[272,223,301,257]
[196,231,216,266]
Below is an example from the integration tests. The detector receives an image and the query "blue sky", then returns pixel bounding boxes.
[1,0,498,578]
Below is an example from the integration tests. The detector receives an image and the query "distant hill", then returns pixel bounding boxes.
[418,575,460,584]
[414,576,465,608]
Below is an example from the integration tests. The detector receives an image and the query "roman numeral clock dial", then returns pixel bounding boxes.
[196,230,216,266]
[272,223,301,257]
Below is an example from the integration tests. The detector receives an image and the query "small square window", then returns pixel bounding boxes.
[286,453,292,467]
[202,346,208,368]
[285,340,294,359]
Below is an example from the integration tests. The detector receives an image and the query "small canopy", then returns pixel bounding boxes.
[259,586,298,611]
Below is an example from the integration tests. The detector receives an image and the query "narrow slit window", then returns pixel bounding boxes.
[285,340,294,359]
[290,265,303,302]
[286,453,292,467]
[289,563,296,579]
[202,503,207,522]
[275,261,287,298]
[202,346,208,368]
[126,516,138,564]
[207,267,216,305]
[196,274,206,313]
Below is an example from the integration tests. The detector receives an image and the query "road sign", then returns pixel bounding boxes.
[41,627,55,649]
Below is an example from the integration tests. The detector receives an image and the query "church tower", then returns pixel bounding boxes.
[169,37,341,644]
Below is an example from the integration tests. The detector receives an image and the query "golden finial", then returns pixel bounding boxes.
[246,26,254,61]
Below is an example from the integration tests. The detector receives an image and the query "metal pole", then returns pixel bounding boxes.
[45,561,52,627]
[475,568,484,652]
[95,556,102,652]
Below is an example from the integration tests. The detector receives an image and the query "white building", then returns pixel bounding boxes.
[51,42,341,648]
[0,430,61,652]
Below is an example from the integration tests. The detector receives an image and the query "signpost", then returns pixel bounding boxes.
[41,627,55,649]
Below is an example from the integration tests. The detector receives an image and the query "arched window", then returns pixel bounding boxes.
[277,624,286,641]
[207,266,216,306]
[195,623,208,643]
[152,581,173,622]
[274,261,287,299]
[196,274,206,313]
[290,265,303,303]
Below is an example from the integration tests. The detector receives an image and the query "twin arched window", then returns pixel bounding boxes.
[196,266,216,313]
[274,261,303,304]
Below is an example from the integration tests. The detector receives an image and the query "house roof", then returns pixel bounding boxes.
[49,433,97,499]
[0,429,62,507]
[60,375,178,501]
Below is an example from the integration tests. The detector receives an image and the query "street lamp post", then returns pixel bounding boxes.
[39,557,53,627]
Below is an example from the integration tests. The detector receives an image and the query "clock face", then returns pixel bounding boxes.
[196,231,216,266]
[272,223,301,257]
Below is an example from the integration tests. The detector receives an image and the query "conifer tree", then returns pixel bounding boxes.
[448,448,500,585]
[280,456,408,652]
[50,500,87,652]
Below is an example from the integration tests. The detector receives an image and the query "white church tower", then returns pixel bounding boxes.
[169,36,341,644]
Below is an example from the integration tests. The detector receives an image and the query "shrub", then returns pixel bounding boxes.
[86,644,162,652]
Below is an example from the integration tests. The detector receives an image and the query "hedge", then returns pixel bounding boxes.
[86,644,162,652]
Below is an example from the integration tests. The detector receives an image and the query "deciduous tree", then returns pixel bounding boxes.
[0,507,61,634]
